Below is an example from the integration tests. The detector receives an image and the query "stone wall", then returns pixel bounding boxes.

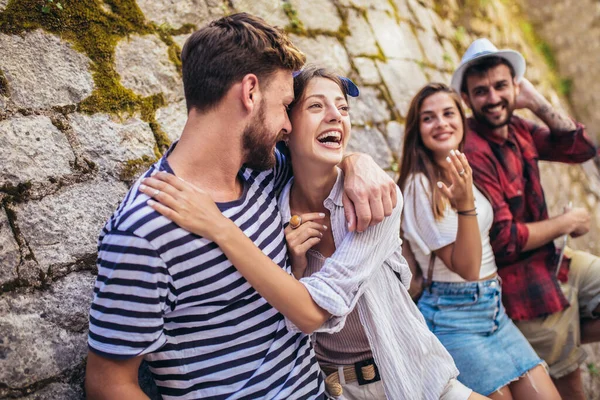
[519,0,600,145]
[0,0,599,398]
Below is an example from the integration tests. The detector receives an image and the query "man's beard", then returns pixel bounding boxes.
[472,99,513,129]
[242,104,278,170]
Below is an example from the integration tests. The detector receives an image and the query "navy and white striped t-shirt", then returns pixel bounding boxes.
[88,147,324,399]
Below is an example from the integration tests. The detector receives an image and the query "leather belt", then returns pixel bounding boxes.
[322,358,381,397]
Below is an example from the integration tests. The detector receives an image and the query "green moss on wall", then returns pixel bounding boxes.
[0,0,186,156]
[149,121,171,157]
[0,0,149,113]
[283,2,306,35]
[170,23,196,36]
[518,19,572,99]
[520,20,559,75]
[139,93,166,121]
[558,78,573,97]
[167,43,182,73]
[120,155,156,182]
[354,48,387,63]
[451,26,467,55]
[154,22,195,75]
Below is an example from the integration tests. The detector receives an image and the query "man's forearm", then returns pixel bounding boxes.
[338,152,398,232]
[339,152,363,174]
[523,214,570,252]
[85,352,149,400]
[530,95,576,134]
[87,383,150,400]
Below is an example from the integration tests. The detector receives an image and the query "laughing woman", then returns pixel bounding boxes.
[139,68,485,400]
[399,83,560,400]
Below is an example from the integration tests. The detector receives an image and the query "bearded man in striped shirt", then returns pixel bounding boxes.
[84,13,398,400]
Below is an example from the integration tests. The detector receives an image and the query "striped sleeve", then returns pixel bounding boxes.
[402,174,457,255]
[88,229,172,359]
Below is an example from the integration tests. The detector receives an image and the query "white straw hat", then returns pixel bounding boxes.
[451,38,526,94]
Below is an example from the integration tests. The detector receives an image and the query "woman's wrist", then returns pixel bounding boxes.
[455,199,475,211]
[210,217,238,244]
[457,209,477,216]
[291,264,307,279]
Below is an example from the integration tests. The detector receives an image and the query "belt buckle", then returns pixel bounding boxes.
[354,358,381,386]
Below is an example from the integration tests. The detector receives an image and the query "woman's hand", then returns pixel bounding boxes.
[435,150,482,280]
[139,172,231,242]
[284,213,327,279]
[437,149,475,211]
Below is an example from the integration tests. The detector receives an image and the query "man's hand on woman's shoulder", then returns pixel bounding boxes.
[340,153,398,232]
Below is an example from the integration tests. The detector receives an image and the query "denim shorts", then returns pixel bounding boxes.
[418,277,544,396]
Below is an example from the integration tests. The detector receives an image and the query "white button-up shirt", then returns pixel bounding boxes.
[278,168,460,400]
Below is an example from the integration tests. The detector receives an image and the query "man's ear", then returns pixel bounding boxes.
[241,74,259,113]
[513,77,520,97]
[461,92,472,109]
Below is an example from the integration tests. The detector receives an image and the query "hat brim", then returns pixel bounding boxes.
[451,49,526,94]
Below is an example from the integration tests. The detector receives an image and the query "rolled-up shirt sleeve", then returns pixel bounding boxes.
[469,153,529,265]
[525,118,596,163]
[288,187,405,333]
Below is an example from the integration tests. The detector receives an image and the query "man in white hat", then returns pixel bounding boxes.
[454,38,600,399]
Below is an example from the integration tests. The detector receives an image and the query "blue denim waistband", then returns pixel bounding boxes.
[428,276,501,296]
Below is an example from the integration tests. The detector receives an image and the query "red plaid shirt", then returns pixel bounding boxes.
[464,115,596,321]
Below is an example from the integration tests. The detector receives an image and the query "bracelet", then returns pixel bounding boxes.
[457,213,478,217]
[457,207,476,214]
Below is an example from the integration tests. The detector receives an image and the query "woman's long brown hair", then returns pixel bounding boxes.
[397,83,467,220]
